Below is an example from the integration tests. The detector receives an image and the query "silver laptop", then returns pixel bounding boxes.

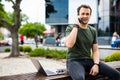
[31,58,67,76]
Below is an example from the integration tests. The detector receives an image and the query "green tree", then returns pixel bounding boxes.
[19,22,46,38]
[0,0,22,57]
[0,3,7,27]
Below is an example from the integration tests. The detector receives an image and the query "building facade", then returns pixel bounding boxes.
[98,0,120,45]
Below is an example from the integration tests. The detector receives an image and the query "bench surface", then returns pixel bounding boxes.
[0,72,70,80]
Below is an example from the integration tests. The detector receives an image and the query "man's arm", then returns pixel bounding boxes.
[65,26,78,48]
[92,43,100,64]
[89,43,100,76]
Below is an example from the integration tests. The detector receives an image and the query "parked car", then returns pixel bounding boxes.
[24,38,35,44]
[0,38,12,46]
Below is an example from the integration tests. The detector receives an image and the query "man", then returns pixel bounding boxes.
[65,4,120,80]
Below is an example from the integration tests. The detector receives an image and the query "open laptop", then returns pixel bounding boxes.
[31,58,67,76]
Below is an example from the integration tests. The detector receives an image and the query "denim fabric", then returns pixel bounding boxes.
[67,59,120,80]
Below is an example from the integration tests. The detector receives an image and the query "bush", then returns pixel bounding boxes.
[4,48,11,52]
[28,48,67,59]
[104,52,120,62]
[23,46,32,52]
[28,48,46,57]
[19,45,24,52]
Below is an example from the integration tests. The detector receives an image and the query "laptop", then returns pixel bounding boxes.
[31,58,67,76]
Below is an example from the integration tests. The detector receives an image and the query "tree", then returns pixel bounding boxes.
[19,22,46,38]
[0,0,22,57]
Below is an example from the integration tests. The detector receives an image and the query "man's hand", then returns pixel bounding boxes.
[89,64,99,76]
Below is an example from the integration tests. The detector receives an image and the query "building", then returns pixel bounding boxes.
[98,0,120,45]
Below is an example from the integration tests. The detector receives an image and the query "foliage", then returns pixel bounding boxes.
[0,3,7,27]
[19,22,46,38]
[4,47,11,52]
[23,46,32,52]
[104,52,120,62]
[0,3,6,18]
[19,45,24,52]
[4,12,28,25]
[0,32,3,40]
[28,48,46,57]
[28,48,67,59]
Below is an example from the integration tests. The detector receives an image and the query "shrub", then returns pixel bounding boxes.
[4,48,11,52]
[23,46,32,52]
[104,52,120,62]
[19,45,24,52]
[28,48,46,57]
[28,48,67,59]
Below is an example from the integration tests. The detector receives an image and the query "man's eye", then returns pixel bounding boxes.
[81,13,85,15]
[86,13,90,15]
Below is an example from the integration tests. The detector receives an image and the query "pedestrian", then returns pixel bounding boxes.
[113,32,119,39]
[111,32,120,47]
[20,34,24,45]
[65,4,120,80]
[56,33,61,46]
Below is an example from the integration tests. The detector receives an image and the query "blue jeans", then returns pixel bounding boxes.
[67,59,120,80]
[56,42,60,46]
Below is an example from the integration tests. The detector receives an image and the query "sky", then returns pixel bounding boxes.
[1,0,50,29]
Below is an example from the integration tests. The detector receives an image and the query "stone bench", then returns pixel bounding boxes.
[0,61,120,80]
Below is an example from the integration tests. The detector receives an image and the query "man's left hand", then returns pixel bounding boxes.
[89,64,99,76]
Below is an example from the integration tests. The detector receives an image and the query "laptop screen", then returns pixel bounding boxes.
[31,58,67,76]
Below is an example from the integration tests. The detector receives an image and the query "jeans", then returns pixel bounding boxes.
[67,59,120,80]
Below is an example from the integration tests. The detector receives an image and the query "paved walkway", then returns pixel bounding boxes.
[0,53,66,77]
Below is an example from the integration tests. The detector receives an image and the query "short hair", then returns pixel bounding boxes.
[77,4,92,15]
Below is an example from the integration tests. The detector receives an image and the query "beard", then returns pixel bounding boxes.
[81,20,88,25]
[79,18,88,25]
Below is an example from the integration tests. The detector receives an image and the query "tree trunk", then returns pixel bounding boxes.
[9,29,20,57]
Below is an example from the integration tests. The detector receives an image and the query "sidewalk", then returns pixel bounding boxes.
[0,53,66,77]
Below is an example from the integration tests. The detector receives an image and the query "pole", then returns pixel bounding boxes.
[114,0,117,31]
[35,24,38,48]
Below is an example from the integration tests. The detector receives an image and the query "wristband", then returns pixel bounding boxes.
[73,24,79,28]
[94,63,99,66]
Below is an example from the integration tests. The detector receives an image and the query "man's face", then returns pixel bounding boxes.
[78,7,91,24]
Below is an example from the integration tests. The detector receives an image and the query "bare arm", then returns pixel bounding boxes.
[92,43,100,64]
[65,16,80,48]
[89,43,100,76]
[65,27,78,48]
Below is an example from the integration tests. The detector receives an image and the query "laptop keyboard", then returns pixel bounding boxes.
[46,70,56,75]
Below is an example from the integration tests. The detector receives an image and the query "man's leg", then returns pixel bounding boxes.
[67,61,85,80]
[99,62,120,80]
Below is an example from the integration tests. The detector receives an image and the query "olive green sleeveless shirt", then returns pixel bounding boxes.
[65,25,98,61]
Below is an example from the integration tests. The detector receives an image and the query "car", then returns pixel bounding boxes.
[0,38,12,46]
[24,38,35,44]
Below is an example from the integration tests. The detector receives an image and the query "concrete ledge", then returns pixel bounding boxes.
[99,47,120,50]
